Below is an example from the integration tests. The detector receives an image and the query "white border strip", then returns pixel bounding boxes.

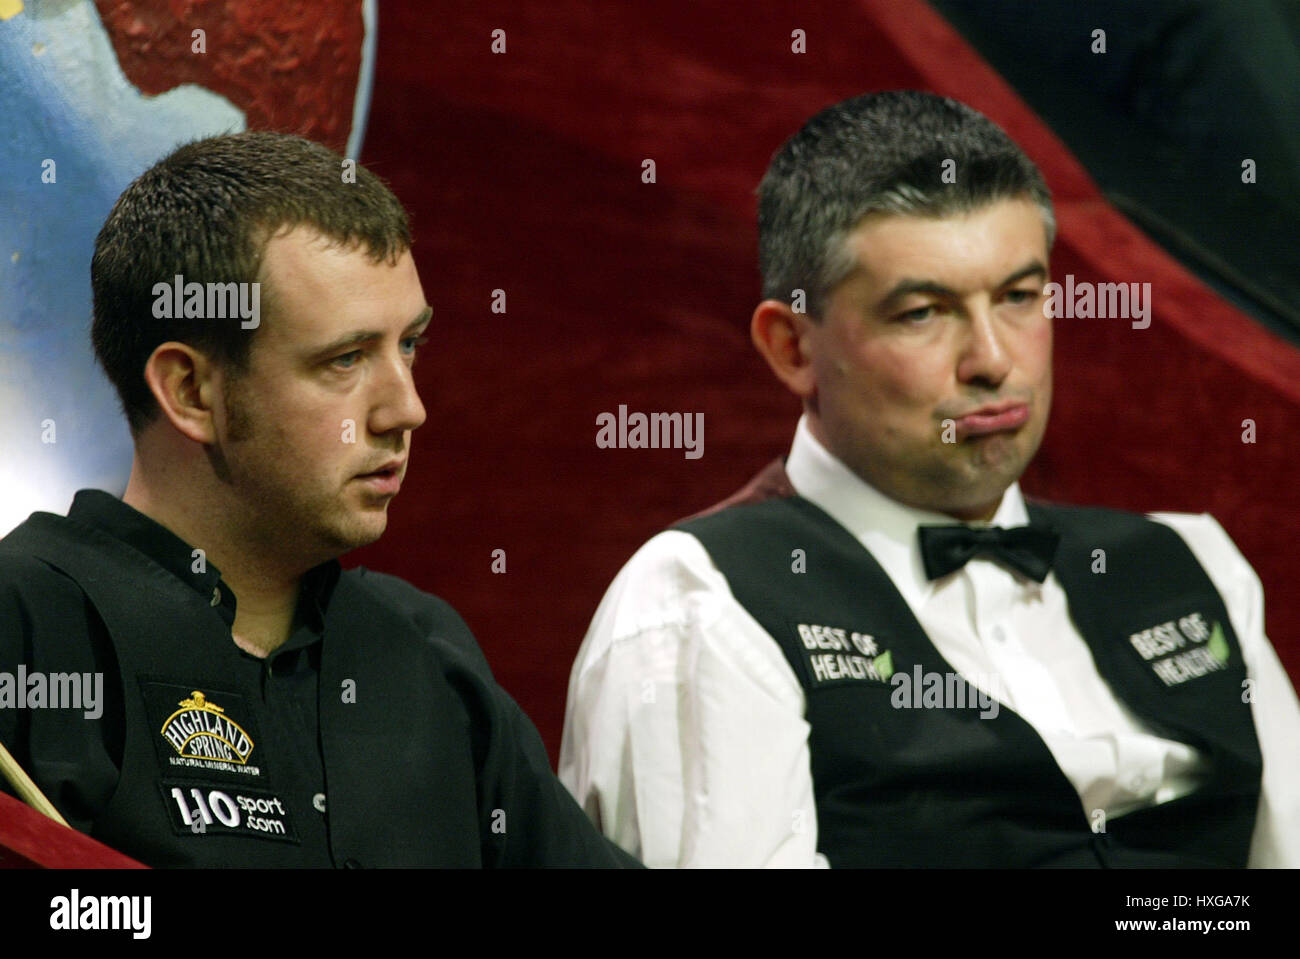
[345,0,378,160]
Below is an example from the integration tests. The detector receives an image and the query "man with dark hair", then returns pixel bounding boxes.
[559,91,1300,867]
[0,131,634,868]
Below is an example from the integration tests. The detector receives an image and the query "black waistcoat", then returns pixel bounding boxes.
[4,512,485,867]
[675,496,1262,867]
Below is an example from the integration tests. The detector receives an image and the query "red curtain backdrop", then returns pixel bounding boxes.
[95,0,363,152]
[355,0,1300,760]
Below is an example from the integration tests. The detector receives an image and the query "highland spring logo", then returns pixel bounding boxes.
[152,274,260,329]
[1043,274,1151,329]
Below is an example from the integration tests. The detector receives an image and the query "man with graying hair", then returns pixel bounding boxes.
[0,131,637,868]
[560,90,1300,867]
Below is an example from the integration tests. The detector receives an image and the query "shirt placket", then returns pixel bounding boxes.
[967,561,1074,733]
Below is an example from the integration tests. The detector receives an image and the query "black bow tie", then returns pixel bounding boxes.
[917,523,1060,583]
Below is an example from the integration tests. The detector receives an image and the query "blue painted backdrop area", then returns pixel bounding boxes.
[0,0,245,533]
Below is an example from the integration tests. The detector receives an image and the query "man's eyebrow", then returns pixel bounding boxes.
[406,306,434,332]
[874,261,1047,312]
[308,306,433,359]
[998,261,1048,289]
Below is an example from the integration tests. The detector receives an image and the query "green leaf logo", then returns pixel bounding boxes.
[874,650,894,681]
[1207,621,1230,664]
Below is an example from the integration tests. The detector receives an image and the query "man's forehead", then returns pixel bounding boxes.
[258,225,399,290]
[841,199,1049,291]
[255,226,422,338]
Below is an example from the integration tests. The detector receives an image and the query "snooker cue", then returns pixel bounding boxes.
[0,738,69,827]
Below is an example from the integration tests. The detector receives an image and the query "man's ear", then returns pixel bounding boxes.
[751,299,817,399]
[142,342,219,444]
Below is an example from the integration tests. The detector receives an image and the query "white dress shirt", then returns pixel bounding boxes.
[559,416,1300,867]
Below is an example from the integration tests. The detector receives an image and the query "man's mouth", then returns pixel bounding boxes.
[354,459,405,495]
[952,402,1030,439]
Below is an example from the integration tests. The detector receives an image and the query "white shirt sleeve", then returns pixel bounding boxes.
[558,530,824,867]
[1150,511,1300,866]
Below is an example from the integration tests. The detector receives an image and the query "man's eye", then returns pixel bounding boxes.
[402,334,430,355]
[1004,288,1039,305]
[898,305,935,323]
[332,350,362,369]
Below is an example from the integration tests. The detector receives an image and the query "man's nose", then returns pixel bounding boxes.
[370,353,427,435]
[957,305,1012,387]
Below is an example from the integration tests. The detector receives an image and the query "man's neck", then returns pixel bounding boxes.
[123,465,305,659]
[218,552,303,660]
[230,608,300,660]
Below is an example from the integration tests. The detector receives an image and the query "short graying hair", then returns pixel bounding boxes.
[758,90,1056,319]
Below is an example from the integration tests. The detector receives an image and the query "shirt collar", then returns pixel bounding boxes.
[66,489,340,633]
[783,416,1029,609]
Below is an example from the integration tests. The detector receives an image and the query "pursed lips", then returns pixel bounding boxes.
[948,400,1031,438]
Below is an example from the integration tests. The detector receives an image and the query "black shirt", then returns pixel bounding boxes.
[0,491,635,868]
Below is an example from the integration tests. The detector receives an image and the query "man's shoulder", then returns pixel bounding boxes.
[340,566,465,624]
[1144,509,1241,551]
[1027,497,1151,526]
[590,465,817,645]
[575,528,740,667]
[676,457,794,523]
[337,566,494,678]
[606,528,731,598]
[1032,500,1262,608]
[0,515,85,603]
[0,517,99,663]
[1029,498,1248,559]
[1027,498,1224,549]
[1143,511,1262,595]
[0,544,66,586]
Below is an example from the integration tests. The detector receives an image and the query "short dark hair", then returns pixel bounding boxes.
[758,90,1055,319]
[91,131,411,434]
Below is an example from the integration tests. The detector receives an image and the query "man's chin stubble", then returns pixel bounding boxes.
[327,505,389,551]
[918,445,1027,513]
